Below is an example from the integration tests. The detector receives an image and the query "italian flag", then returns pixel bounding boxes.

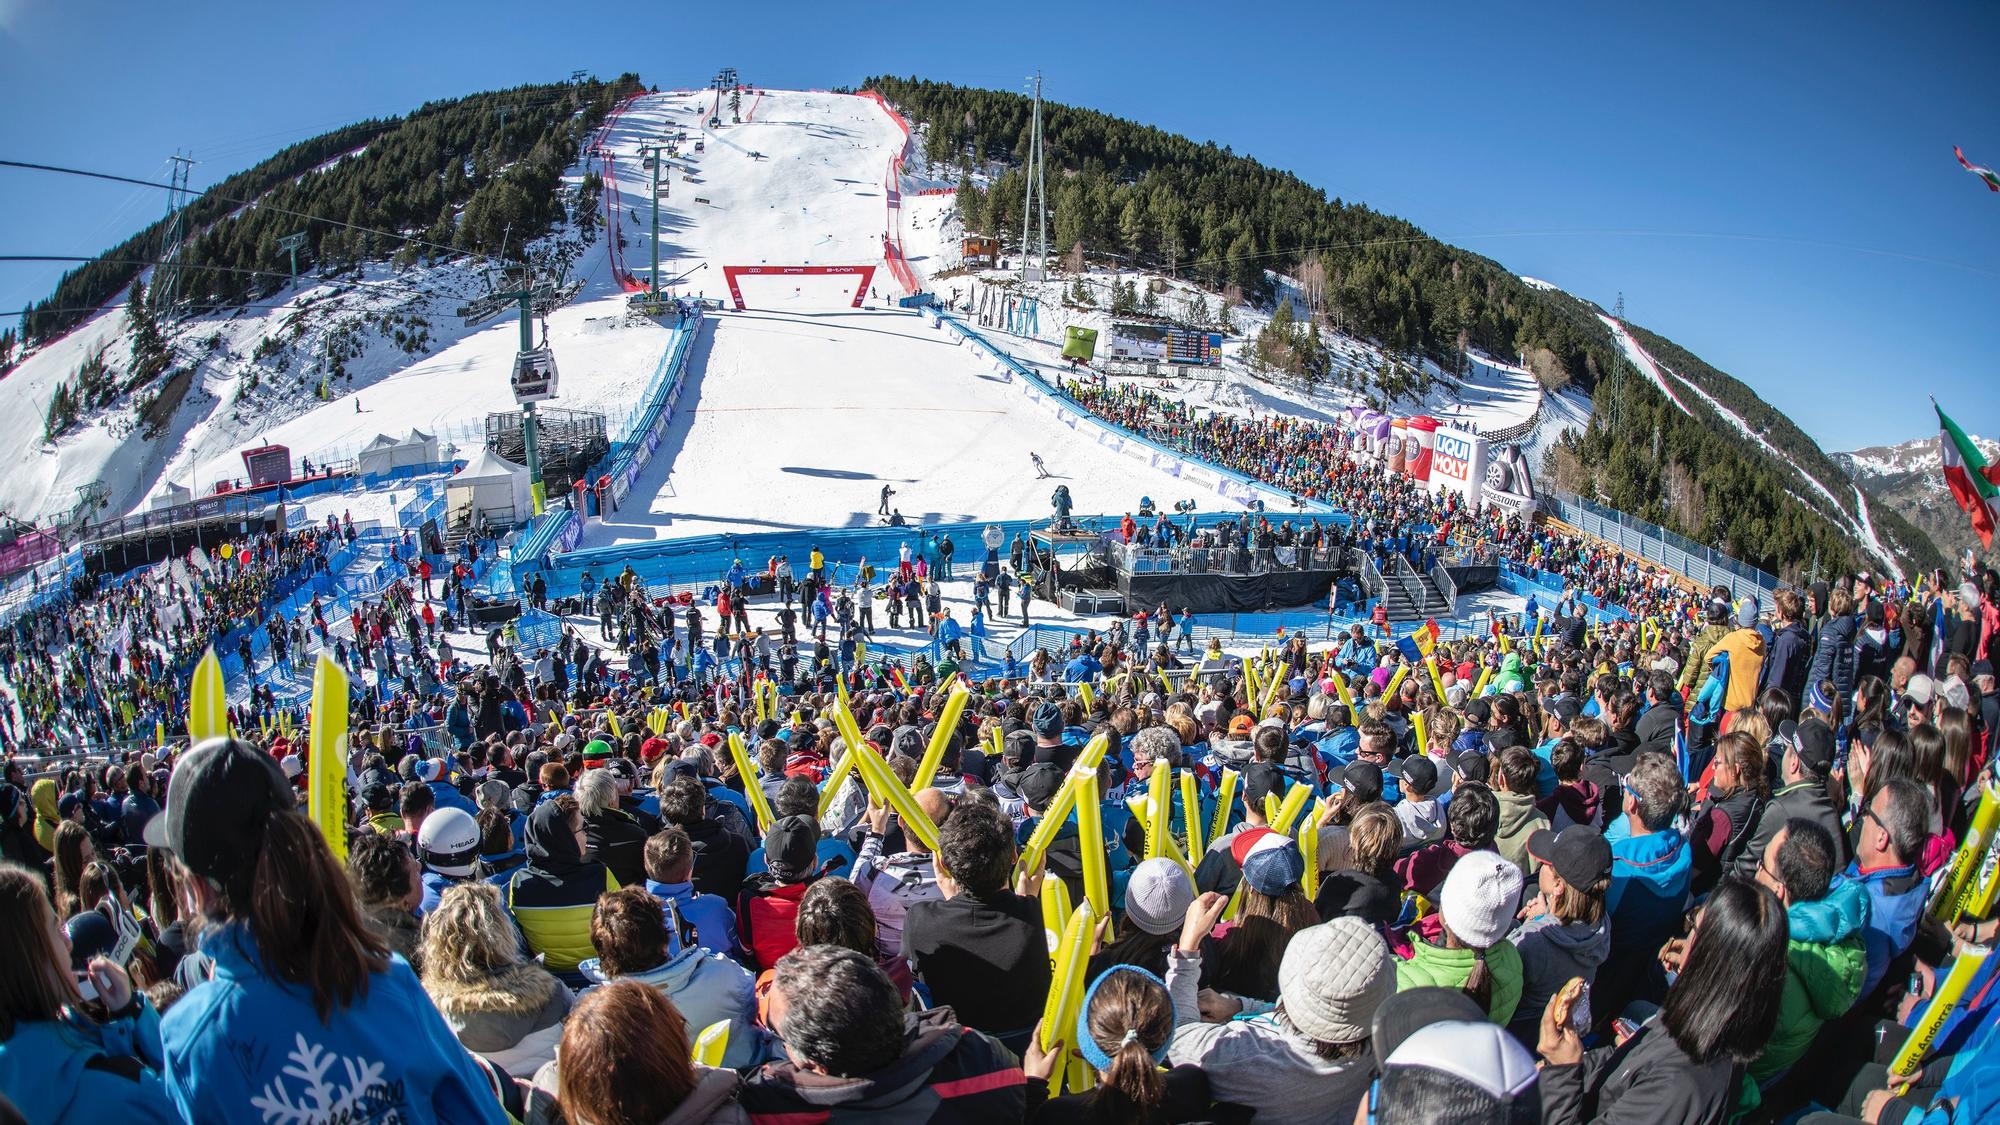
[1937,401,2000,547]
[1958,146,2000,193]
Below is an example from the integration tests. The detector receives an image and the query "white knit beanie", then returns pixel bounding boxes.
[1440,850,1523,948]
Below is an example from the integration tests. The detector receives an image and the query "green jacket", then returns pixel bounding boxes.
[1492,789,1547,877]
[1750,874,1869,1082]
[1396,934,1524,1026]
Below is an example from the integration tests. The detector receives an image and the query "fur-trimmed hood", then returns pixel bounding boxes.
[425,960,572,1058]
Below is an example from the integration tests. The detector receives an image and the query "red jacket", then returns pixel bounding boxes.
[738,877,813,971]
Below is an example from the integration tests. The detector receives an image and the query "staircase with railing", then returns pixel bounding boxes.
[1383,553,1450,622]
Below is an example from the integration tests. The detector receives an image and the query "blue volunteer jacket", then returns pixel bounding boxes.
[159,923,504,1124]
[0,999,177,1124]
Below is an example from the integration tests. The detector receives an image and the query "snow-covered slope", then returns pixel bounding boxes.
[1600,313,1900,578]
[1839,433,2000,566]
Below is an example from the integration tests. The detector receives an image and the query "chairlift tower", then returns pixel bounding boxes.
[465,263,562,517]
[637,142,669,305]
[1019,73,1049,282]
[277,231,308,284]
[155,153,197,314]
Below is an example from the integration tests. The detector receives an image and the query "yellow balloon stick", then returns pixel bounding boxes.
[1040,876,1073,958]
[1411,707,1430,756]
[1473,664,1494,698]
[1076,679,1095,712]
[912,683,971,792]
[1425,657,1448,706]
[1889,943,1990,1092]
[727,732,775,834]
[1179,768,1204,857]
[1271,782,1313,836]
[1209,768,1240,846]
[1158,669,1172,696]
[1074,773,1110,918]
[1222,877,1247,921]
[844,718,941,854]
[1018,733,1113,876]
[189,647,228,743]
[691,1020,730,1068]
[1241,660,1260,708]
[1263,793,1280,824]
[608,712,623,739]
[1383,663,1409,699]
[1144,765,1172,860]
[989,723,1004,759]
[1329,669,1355,713]
[1300,799,1327,899]
[1037,902,1098,1094]
[307,654,350,864]
[1933,781,2000,921]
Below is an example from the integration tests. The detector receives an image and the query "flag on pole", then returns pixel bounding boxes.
[1936,400,2000,547]
[1957,145,2000,193]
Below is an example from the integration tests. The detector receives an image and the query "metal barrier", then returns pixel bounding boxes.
[1430,561,1459,619]
[1540,489,1788,594]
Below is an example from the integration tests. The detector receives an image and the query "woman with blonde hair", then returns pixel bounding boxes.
[420,881,573,1078]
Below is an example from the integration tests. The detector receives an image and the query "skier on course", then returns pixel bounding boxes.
[1031,452,1048,478]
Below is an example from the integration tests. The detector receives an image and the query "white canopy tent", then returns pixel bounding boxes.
[445,446,532,532]
[354,429,442,477]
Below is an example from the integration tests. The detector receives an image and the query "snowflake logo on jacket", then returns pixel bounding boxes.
[250,1034,410,1123]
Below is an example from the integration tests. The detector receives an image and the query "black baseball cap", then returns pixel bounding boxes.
[1388,755,1438,796]
[1446,750,1490,785]
[1787,717,1835,778]
[764,815,819,880]
[1019,762,1065,809]
[1242,762,1287,804]
[1527,825,1612,888]
[1326,761,1384,803]
[1549,698,1582,722]
[144,736,295,884]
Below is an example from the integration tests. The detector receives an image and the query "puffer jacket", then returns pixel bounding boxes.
[424,961,572,1078]
[1395,933,1525,1026]
[1751,875,1869,1083]
[738,1007,1027,1124]
[507,800,619,973]
[1709,627,1768,712]
[1507,912,1612,1041]
[579,948,759,1069]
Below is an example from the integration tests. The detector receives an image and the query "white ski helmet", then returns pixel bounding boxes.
[417,807,480,878]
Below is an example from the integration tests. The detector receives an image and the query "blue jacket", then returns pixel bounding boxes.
[578,949,760,1069]
[1849,860,1925,1000]
[1607,824,1691,947]
[1062,654,1101,682]
[160,924,504,1124]
[0,1000,177,1124]
[645,878,741,957]
[427,779,477,818]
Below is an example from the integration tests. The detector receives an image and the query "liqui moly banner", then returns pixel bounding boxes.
[1429,425,1489,508]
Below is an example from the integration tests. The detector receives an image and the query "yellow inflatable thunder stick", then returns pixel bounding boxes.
[1017,733,1114,876]
[1270,783,1314,836]
[1041,876,1073,958]
[1473,663,1494,698]
[1328,668,1355,713]
[307,653,351,864]
[608,712,623,739]
[1209,768,1240,847]
[1074,771,1110,919]
[727,732,774,834]
[1966,823,2000,920]
[912,682,971,791]
[1411,707,1430,757]
[1076,679,1095,712]
[691,1020,731,1068]
[1180,768,1204,857]
[989,723,1004,759]
[1300,798,1329,899]
[1889,942,1991,1093]
[1263,794,1280,824]
[837,702,941,854]
[1241,659,1260,710]
[1425,657,1448,706]
[814,673,868,817]
[189,647,229,742]
[1144,765,1172,860]
[1037,902,1099,1094]
[1383,663,1409,700]
[1932,781,2000,921]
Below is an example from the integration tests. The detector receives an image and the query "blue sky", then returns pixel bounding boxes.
[1,0,1995,450]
